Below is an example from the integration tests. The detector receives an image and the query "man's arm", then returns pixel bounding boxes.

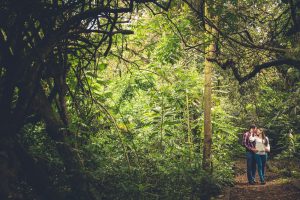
[243,132,256,152]
[242,132,250,151]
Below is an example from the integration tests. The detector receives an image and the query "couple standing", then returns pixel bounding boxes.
[243,125,270,185]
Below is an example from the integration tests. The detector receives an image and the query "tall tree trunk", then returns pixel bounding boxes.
[202,5,217,172]
[202,43,214,172]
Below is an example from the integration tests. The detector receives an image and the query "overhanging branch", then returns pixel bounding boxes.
[209,58,300,84]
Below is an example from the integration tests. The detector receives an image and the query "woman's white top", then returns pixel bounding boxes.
[249,135,270,155]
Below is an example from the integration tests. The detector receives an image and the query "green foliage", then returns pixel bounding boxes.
[22,123,63,166]
[20,123,71,197]
[155,35,182,64]
[70,8,239,199]
[13,1,300,199]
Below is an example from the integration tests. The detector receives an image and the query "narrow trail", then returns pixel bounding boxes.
[218,159,300,200]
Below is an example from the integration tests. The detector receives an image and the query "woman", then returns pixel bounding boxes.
[249,128,270,185]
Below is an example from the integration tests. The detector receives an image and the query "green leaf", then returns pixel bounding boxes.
[98,63,108,71]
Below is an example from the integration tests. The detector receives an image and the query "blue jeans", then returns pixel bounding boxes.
[255,154,267,182]
[246,151,256,183]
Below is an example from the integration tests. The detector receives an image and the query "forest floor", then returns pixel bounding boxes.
[215,159,300,200]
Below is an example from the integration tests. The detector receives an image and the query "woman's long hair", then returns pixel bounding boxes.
[259,128,268,146]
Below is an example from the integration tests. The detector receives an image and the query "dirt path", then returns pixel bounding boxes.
[217,159,300,200]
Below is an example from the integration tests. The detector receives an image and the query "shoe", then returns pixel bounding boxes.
[249,181,255,185]
[261,181,266,185]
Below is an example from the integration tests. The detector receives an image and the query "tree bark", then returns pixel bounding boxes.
[202,44,214,172]
[202,4,217,172]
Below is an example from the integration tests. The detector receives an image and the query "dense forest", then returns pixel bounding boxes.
[0,0,299,199]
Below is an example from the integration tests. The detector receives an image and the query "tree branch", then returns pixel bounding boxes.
[209,58,300,84]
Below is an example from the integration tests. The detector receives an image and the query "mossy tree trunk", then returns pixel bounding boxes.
[202,3,217,173]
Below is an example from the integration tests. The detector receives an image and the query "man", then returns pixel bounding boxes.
[242,125,258,185]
